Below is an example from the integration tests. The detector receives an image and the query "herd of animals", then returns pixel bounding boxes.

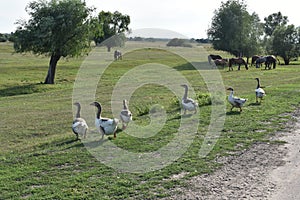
[72,77,265,141]
[208,54,277,70]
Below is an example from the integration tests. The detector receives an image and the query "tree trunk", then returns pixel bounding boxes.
[44,54,61,84]
[107,45,111,52]
[284,58,290,65]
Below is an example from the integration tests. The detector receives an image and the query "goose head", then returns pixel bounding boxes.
[90,101,101,107]
[73,102,81,107]
[180,84,188,89]
[255,77,260,83]
[227,87,234,91]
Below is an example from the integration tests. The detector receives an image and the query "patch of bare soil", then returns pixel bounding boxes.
[165,108,300,200]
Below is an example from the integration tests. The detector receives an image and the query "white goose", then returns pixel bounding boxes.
[72,102,88,140]
[90,101,119,140]
[120,99,132,130]
[181,84,198,114]
[227,87,247,112]
[255,78,266,103]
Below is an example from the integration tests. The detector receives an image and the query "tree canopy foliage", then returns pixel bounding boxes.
[264,12,288,37]
[207,0,263,58]
[0,33,14,42]
[91,11,130,51]
[269,25,300,64]
[262,12,300,64]
[207,0,300,65]
[13,0,92,84]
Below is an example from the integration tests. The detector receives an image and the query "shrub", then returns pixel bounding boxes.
[166,38,192,47]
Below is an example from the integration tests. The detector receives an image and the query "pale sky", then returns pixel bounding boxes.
[0,0,299,38]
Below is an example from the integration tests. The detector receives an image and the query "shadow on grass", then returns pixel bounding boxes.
[56,138,88,149]
[248,102,262,106]
[56,138,79,147]
[82,137,113,149]
[0,83,44,97]
[181,113,194,118]
[174,62,212,71]
[75,128,124,149]
[56,137,110,150]
[226,111,241,115]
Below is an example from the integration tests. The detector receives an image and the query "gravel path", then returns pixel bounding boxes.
[165,109,300,200]
[268,111,300,200]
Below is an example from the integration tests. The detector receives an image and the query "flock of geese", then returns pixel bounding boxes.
[72,78,265,140]
[72,99,132,140]
[227,77,265,112]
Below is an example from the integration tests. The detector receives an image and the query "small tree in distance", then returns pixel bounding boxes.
[91,11,130,52]
[13,0,92,84]
[166,38,192,47]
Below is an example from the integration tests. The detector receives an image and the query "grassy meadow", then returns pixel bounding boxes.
[1,41,300,199]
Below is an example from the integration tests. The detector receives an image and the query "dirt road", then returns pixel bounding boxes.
[268,114,300,200]
[166,109,300,199]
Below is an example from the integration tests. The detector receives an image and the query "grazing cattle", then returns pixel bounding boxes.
[228,57,248,71]
[251,55,261,66]
[114,50,122,61]
[255,56,267,68]
[265,55,277,69]
[208,54,222,65]
[213,58,228,69]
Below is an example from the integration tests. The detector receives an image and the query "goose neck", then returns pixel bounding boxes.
[123,100,128,110]
[256,79,261,89]
[183,86,188,100]
[96,104,102,119]
[75,104,81,118]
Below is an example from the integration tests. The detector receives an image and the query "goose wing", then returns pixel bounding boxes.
[120,110,132,122]
[233,96,247,105]
[98,118,118,135]
[72,118,88,133]
[72,118,88,128]
[183,97,198,106]
[96,118,115,127]
[120,110,132,117]
[229,94,246,104]
[255,88,266,96]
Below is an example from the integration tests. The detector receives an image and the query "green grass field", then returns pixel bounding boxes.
[1,41,300,199]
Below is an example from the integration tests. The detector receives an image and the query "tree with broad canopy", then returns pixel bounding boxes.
[269,25,300,65]
[13,0,93,84]
[207,0,263,60]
